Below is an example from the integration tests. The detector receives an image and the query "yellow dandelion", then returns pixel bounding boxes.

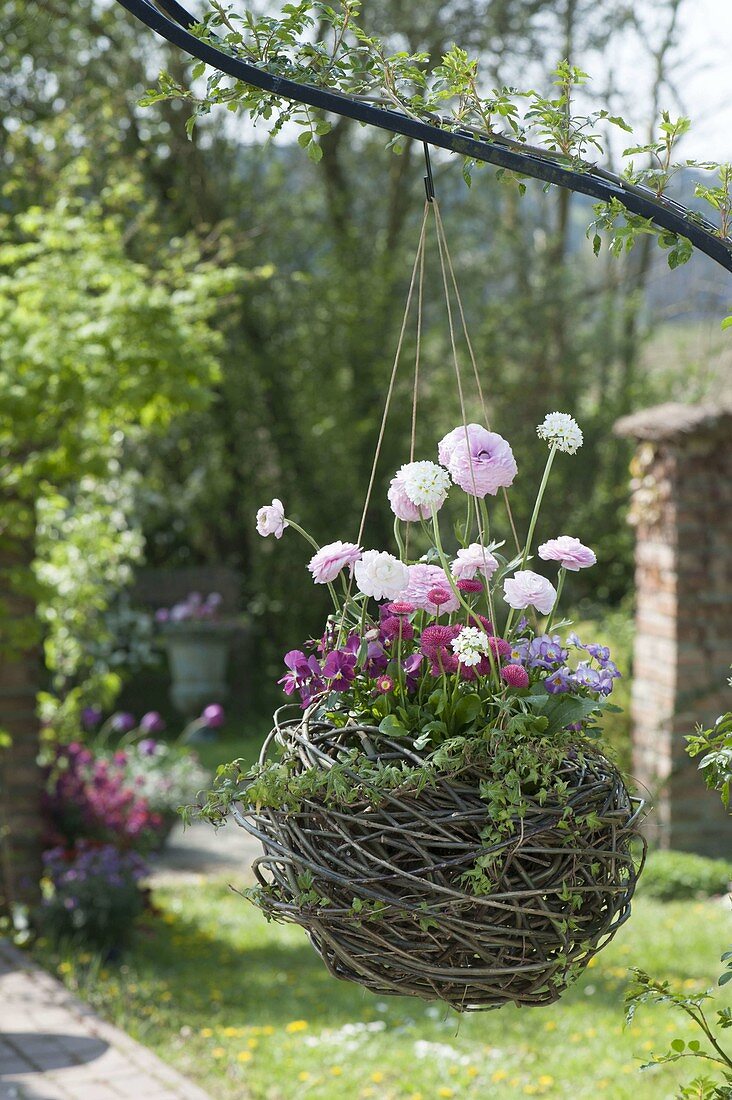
[286,1020,308,1033]
[262,1025,275,1036]
[212,1047,226,1059]
[492,1070,509,1083]
[223,1027,239,1037]
[585,1028,597,1038]
[58,962,73,975]
[237,1051,252,1063]
[438,1089,454,1098]
[543,1020,556,1031]
[371,1072,384,1084]
[330,1067,343,1076]
[538,1076,554,1087]
[467,1066,479,1078]
[524,1087,538,1096]
[298,1071,310,1082]
[642,1041,654,1052]
[247,1038,258,1049]
[200,1027,213,1038]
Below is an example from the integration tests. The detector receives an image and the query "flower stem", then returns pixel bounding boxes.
[285,518,340,615]
[544,567,565,634]
[504,445,557,638]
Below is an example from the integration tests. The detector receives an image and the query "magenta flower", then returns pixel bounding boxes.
[488,636,512,659]
[256,498,287,539]
[426,587,453,610]
[501,664,530,689]
[452,543,499,580]
[457,578,483,594]
[503,570,557,615]
[201,704,226,729]
[538,536,597,571]
[384,600,415,615]
[381,616,414,643]
[308,541,362,584]
[438,425,517,498]
[402,564,459,613]
[139,711,166,734]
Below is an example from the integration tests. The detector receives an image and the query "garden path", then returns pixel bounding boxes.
[147,818,259,886]
[0,939,212,1100]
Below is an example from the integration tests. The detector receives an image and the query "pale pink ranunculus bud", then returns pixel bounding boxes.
[503,570,557,615]
[256,498,287,539]
[452,543,499,580]
[538,536,596,572]
[307,541,362,584]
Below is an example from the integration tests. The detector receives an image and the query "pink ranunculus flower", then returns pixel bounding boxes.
[354,551,410,601]
[435,424,517,499]
[503,570,557,615]
[438,424,517,498]
[401,564,460,613]
[452,543,499,580]
[256,498,287,539]
[308,541,362,584]
[538,536,597,572]
[387,468,429,522]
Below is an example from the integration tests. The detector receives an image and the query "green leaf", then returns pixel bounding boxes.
[722,315,732,331]
[670,1038,686,1052]
[378,714,408,738]
[452,693,483,729]
[527,693,601,734]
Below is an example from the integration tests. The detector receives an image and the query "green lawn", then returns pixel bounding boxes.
[34,881,731,1099]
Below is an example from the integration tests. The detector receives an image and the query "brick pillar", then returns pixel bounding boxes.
[615,402,732,857]
[0,553,43,911]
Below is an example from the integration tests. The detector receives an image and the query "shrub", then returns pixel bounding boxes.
[39,842,148,949]
[639,849,732,901]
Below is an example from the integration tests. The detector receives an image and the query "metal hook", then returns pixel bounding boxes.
[423,142,435,203]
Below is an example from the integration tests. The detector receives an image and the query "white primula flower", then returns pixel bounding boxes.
[399,461,451,511]
[354,550,410,601]
[451,626,491,667]
[536,412,583,454]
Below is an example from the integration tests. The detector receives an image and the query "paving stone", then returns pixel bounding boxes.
[0,941,213,1100]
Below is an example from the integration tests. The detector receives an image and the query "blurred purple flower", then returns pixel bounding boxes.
[140,711,166,734]
[81,707,103,731]
[201,703,226,729]
[111,712,136,734]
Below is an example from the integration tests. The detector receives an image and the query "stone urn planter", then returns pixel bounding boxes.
[159,620,239,717]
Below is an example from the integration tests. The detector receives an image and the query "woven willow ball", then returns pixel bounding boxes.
[233,712,646,1011]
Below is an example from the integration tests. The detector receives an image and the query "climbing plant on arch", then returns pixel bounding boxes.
[117,0,732,274]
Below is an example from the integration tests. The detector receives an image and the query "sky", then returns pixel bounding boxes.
[634,0,732,160]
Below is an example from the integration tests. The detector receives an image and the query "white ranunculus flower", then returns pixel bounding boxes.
[354,550,410,601]
[256,498,287,538]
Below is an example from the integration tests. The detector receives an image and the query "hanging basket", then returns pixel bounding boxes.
[233,710,646,1011]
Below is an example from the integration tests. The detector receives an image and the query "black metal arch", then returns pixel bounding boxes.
[116,0,732,274]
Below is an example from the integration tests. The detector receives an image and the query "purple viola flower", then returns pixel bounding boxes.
[278,650,325,707]
[201,703,226,729]
[545,667,576,694]
[519,634,568,671]
[364,641,389,678]
[154,608,170,623]
[81,706,103,731]
[138,738,159,756]
[322,649,357,692]
[111,712,136,734]
[139,711,166,734]
[402,653,424,692]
